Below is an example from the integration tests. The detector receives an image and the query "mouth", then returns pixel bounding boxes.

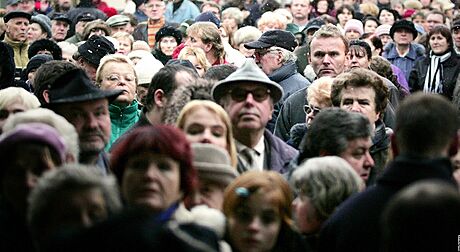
[360,173,369,181]
[239,112,259,119]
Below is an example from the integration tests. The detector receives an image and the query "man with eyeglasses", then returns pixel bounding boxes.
[244,29,309,131]
[212,59,297,174]
[133,0,178,49]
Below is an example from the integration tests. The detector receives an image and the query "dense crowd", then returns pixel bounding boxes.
[0,0,460,251]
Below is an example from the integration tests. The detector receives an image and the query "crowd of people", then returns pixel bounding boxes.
[0,0,460,251]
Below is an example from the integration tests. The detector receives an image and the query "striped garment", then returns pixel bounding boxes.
[147,17,165,48]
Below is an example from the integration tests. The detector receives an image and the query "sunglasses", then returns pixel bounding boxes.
[229,87,271,102]
[304,104,321,115]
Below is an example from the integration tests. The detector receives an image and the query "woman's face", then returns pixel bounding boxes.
[379,10,395,25]
[99,61,137,106]
[159,36,178,56]
[379,34,392,47]
[227,194,282,252]
[337,8,353,26]
[116,37,132,55]
[430,32,449,55]
[316,0,329,14]
[292,194,322,234]
[122,152,182,213]
[183,107,228,150]
[0,100,27,132]
[27,23,47,43]
[364,20,378,34]
[183,54,205,77]
[223,14,238,31]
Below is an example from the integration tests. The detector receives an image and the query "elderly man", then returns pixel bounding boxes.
[212,59,298,174]
[3,11,31,73]
[65,12,96,44]
[50,14,71,42]
[275,24,348,141]
[133,0,176,49]
[331,68,390,185]
[319,93,459,252]
[383,20,425,83]
[47,68,122,174]
[106,14,131,34]
[244,29,309,131]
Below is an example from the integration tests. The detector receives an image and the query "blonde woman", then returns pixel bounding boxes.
[178,46,211,77]
[257,11,288,32]
[177,100,238,168]
[111,31,134,55]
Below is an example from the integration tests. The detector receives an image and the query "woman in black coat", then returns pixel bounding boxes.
[409,25,460,100]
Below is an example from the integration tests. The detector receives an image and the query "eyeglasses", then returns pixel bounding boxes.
[304,104,321,115]
[228,87,271,102]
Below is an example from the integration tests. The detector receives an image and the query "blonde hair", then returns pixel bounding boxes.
[222,7,244,26]
[178,46,211,72]
[257,11,288,31]
[232,26,262,48]
[306,77,333,107]
[0,87,40,110]
[111,31,134,48]
[176,100,237,168]
[95,54,137,87]
[186,22,225,61]
[359,3,379,17]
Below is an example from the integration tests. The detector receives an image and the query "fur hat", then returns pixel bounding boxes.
[192,143,237,187]
[77,35,115,67]
[344,19,364,36]
[155,26,182,45]
[31,14,52,38]
[390,20,417,39]
[82,20,111,40]
[212,59,283,103]
[28,39,62,60]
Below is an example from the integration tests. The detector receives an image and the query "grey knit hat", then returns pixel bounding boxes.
[211,59,283,103]
[31,14,52,38]
[192,143,237,187]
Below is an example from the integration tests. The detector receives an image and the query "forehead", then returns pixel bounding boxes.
[310,36,346,53]
[427,13,443,21]
[8,17,29,24]
[145,0,165,5]
[345,137,372,151]
[340,86,376,100]
[292,0,309,5]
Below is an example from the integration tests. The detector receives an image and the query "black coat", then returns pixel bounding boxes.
[318,156,456,252]
[409,52,460,100]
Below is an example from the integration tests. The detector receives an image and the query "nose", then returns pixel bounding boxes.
[84,113,99,129]
[363,151,374,169]
[25,171,38,190]
[244,93,256,104]
[80,212,94,227]
[184,38,191,46]
[199,129,213,144]
[323,54,332,65]
[350,101,362,112]
[247,216,262,232]
[145,163,161,179]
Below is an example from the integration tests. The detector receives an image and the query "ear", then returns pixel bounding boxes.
[390,132,399,158]
[154,89,166,108]
[203,43,213,53]
[43,90,50,103]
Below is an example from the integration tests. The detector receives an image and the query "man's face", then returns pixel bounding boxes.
[18,0,35,13]
[291,0,310,21]
[254,47,282,75]
[77,58,98,81]
[347,50,370,69]
[75,20,89,36]
[6,17,29,42]
[309,36,347,77]
[144,0,166,21]
[58,0,72,10]
[339,86,380,125]
[393,28,414,46]
[223,83,274,133]
[184,32,210,53]
[110,25,127,34]
[55,99,111,156]
[425,13,444,33]
[340,136,374,182]
[51,20,70,41]
[452,28,460,48]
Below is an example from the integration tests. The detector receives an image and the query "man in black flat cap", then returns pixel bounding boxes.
[73,35,116,81]
[65,12,96,44]
[244,29,309,131]
[3,11,31,73]
[51,13,71,42]
[47,68,122,174]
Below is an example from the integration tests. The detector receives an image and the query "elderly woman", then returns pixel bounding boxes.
[287,77,333,149]
[223,171,308,252]
[0,123,67,251]
[177,100,238,168]
[0,87,40,134]
[257,11,288,33]
[222,7,244,35]
[110,125,197,222]
[409,25,460,100]
[178,46,211,77]
[28,164,122,250]
[112,31,134,55]
[96,54,140,150]
[27,14,51,43]
[152,26,182,65]
[291,156,363,249]
[232,26,262,58]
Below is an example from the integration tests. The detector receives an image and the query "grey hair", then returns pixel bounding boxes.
[2,108,80,162]
[271,46,297,64]
[299,108,372,162]
[292,156,363,221]
[27,164,122,236]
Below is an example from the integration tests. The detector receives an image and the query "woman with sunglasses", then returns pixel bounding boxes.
[287,77,333,149]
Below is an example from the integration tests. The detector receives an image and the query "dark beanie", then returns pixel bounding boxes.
[25,54,54,76]
[155,26,182,44]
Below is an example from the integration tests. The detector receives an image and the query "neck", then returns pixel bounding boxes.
[79,152,99,165]
[207,52,218,65]
[293,17,309,27]
[145,107,162,125]
[396,44,409,55]
[234,129,264,148]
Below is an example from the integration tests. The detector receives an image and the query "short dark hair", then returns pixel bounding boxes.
[395,93,459,157]
[298,108,372,164]
[349,40,372,60]
[203,64,238,82]
[428,25,453,52]
[331,68,389,115]
[336,4,355,20]
[145,64,199,111]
